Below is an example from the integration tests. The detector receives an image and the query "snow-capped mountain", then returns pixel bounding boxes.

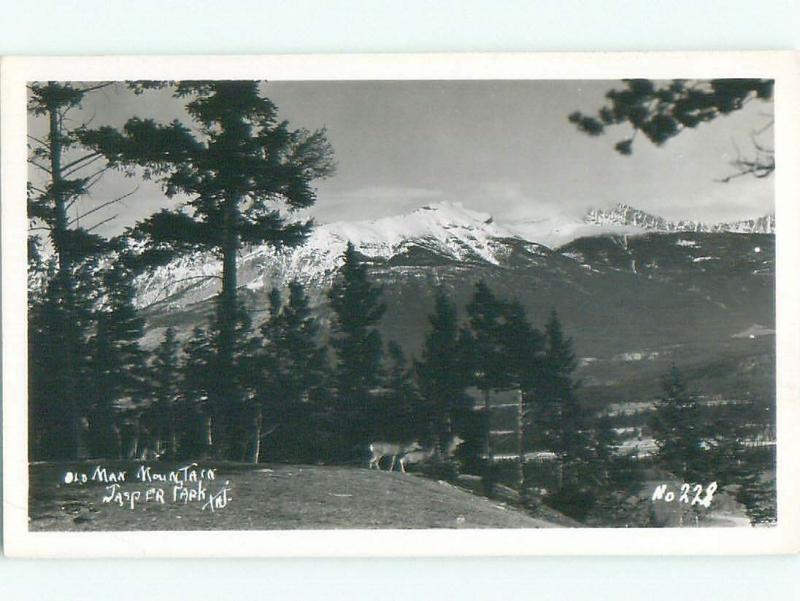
[134,199,774,406]
[585,203,775,234]
[33,200,777,310]
[133,200,775,312]
[134,202,541,310]
[310,201,520,265]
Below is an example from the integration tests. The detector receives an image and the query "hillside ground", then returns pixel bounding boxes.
[29,462,560,531]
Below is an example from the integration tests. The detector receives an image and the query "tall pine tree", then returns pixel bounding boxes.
[537,311,586,458]
[29,259,97,459]
[382,341,424,444]
[179,326,215,457]
[416,289,470,454]
[85,259,148,459]
[537,310,595,519]
[205,296,257,460]
[27,82,120,459]
[255,282,329,462]
[465,281,509,462]
[281,281,329,405]
[649,364,706,481]
[328,242,386,452]
[150,327,181,457]
[499,300,544,494]
[81,81,335,457]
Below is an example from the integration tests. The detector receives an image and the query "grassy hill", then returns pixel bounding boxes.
[29,462,562,531]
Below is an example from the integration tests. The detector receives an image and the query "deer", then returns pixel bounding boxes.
[368,441,423,472]
[398,435,464,473]
[397,447,435,473]
[369,436,465,474]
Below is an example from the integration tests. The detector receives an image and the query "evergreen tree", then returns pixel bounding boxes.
[179,326,215,457]
[257,287,286,415]
[328,242,386,450]
[737,462,777,526]
[205,297,257,460]
[594,413,618,481]
[150,327,181,457]
[537,311,594,519]
[29,267,95,459]
[80,81,335,458]
[451,325,488,476]
[465,281,509,461]
[27,82,119,458]
[85,260,148,458]
[282,281,329,404]
[702,401,776,525]
[383,341,423,443]
[416,289,470,453]
[255,282,329,462]
[499,300,545,494]
[649,364,706,481]
[538,311,586,458]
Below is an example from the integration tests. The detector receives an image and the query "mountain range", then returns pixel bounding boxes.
[585,203,775,234]
[135,201,774,312]
[137,201,775,407]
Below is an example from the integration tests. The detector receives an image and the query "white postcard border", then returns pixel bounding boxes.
[3,51,799,557]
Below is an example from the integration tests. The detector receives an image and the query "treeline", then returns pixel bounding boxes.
[29,218,611,519]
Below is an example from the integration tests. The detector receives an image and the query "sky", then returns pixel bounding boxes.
[30,80,775,237]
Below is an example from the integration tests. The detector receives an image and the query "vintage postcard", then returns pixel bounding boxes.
[2,53,799,557]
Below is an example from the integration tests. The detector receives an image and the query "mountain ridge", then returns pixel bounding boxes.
[585,202,775,234]
[132,201,775,314]
[131,200,774,407]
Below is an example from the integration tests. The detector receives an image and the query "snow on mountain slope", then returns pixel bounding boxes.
[132,200,776,310]
[134,202,525,309]
[585,203,775,234]
[319,201,519,263]
[505,217,645,249]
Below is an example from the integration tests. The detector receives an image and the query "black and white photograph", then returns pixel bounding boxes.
[2,53,799,557]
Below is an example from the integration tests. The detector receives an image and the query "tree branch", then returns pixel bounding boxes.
[142,274,223,308]
[85,214,118,233]
[28,159,52,174]
[26,134,48,147]
[78,82,115,95]
[67,186,139,226]
[61,151,102,174]
[82,165,114,190]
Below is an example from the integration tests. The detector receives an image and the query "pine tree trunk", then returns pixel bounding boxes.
[214,195,241,459]
[49,102,80,459]
[247,405,262,464]
[165,399,177,457]
[440,414,453,459]
[129,419,140,460]
[113,424,122,459]
[169,420,178,459]
[483,388,494,463]
[516,388,525,497]
[205,415,213,450]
